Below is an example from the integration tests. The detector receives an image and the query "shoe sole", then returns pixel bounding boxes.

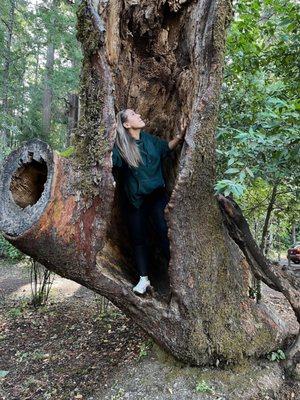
[133,285,152,295]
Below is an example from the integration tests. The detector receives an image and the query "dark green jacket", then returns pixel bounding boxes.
[112,130,172,208]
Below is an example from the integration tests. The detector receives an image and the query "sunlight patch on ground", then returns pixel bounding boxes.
[8,275,82,300]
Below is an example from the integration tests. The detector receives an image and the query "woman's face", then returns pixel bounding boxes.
[123,109,145,130]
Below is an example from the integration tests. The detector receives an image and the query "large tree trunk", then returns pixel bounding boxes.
[0,0,297,368]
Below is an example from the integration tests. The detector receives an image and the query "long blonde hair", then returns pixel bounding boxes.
[115,109,144,168]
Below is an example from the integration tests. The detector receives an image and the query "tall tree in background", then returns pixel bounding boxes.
[0,0,16,148]
[42,38,55,138]
[216,0,299,256]
[0,0,82,157]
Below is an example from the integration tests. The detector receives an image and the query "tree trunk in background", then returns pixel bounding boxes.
[34,42,41,86]
[41,0,60,138]
[0,0,295,368]
[292,224,297,246]
[41,42,55,138]
[260,183,278,255]
[19,61,27,136]
[265,219,273,258]
[66,93,79,146]
[1,0,16,148]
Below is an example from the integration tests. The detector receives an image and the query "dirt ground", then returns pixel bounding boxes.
[0,258,299,400]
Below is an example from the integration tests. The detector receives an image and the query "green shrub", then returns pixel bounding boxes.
[0,234,23,260]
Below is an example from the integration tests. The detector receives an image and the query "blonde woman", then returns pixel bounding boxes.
[112,109,187,294]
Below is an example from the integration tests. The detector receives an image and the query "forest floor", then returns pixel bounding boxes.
[0,257,299,400]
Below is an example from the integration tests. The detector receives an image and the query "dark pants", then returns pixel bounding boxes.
[123,186,170,276]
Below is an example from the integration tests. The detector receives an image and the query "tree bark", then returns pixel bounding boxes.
[0,0,296,368]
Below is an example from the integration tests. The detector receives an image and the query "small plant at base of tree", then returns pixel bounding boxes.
[93,293,111,318]
[111,387,125,400]
[195,380,214,393]
[267,349,286,362]
[137,339,154,360]
[7,298,29,318]
[29,259,54,308]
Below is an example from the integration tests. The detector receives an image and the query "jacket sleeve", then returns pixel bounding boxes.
[112,144,123,168]
[151,134,172,158]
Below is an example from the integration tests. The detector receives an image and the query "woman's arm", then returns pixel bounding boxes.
[168,135,184,150]
[168,115,188,150]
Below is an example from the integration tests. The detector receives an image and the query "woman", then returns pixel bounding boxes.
[112,109,187,295]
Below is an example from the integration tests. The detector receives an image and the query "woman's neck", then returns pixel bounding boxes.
[128,128,141,140]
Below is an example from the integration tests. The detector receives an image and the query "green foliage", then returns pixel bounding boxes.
[8,299,29,318]
[214,178,245,197]
[56,146,75,158]
[214,0,300,256]
[137,339,154,360]
[195,380,214,393]
[267,349,286,362]
[215,0,299,198]
[0,234,23,260]
[238,178,299,254]
[8,307,23,318]
[248,286,257,300]
[111,388,125,400]
[0,0,83,152]
[15,349,47,362]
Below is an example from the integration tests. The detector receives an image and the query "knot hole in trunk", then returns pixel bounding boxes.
[10,156,48,209]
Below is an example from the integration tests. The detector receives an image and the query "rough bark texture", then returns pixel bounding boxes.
[0,0,296,368]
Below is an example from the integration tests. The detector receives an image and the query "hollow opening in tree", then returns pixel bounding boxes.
[90,1,195,298]
[10,156,48,209]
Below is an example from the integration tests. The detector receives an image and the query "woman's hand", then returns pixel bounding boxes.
[168,116,188,150]
[180,115,188,133]
[176,115,188,141]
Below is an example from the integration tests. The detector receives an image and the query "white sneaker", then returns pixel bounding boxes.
[133,276,151,294]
